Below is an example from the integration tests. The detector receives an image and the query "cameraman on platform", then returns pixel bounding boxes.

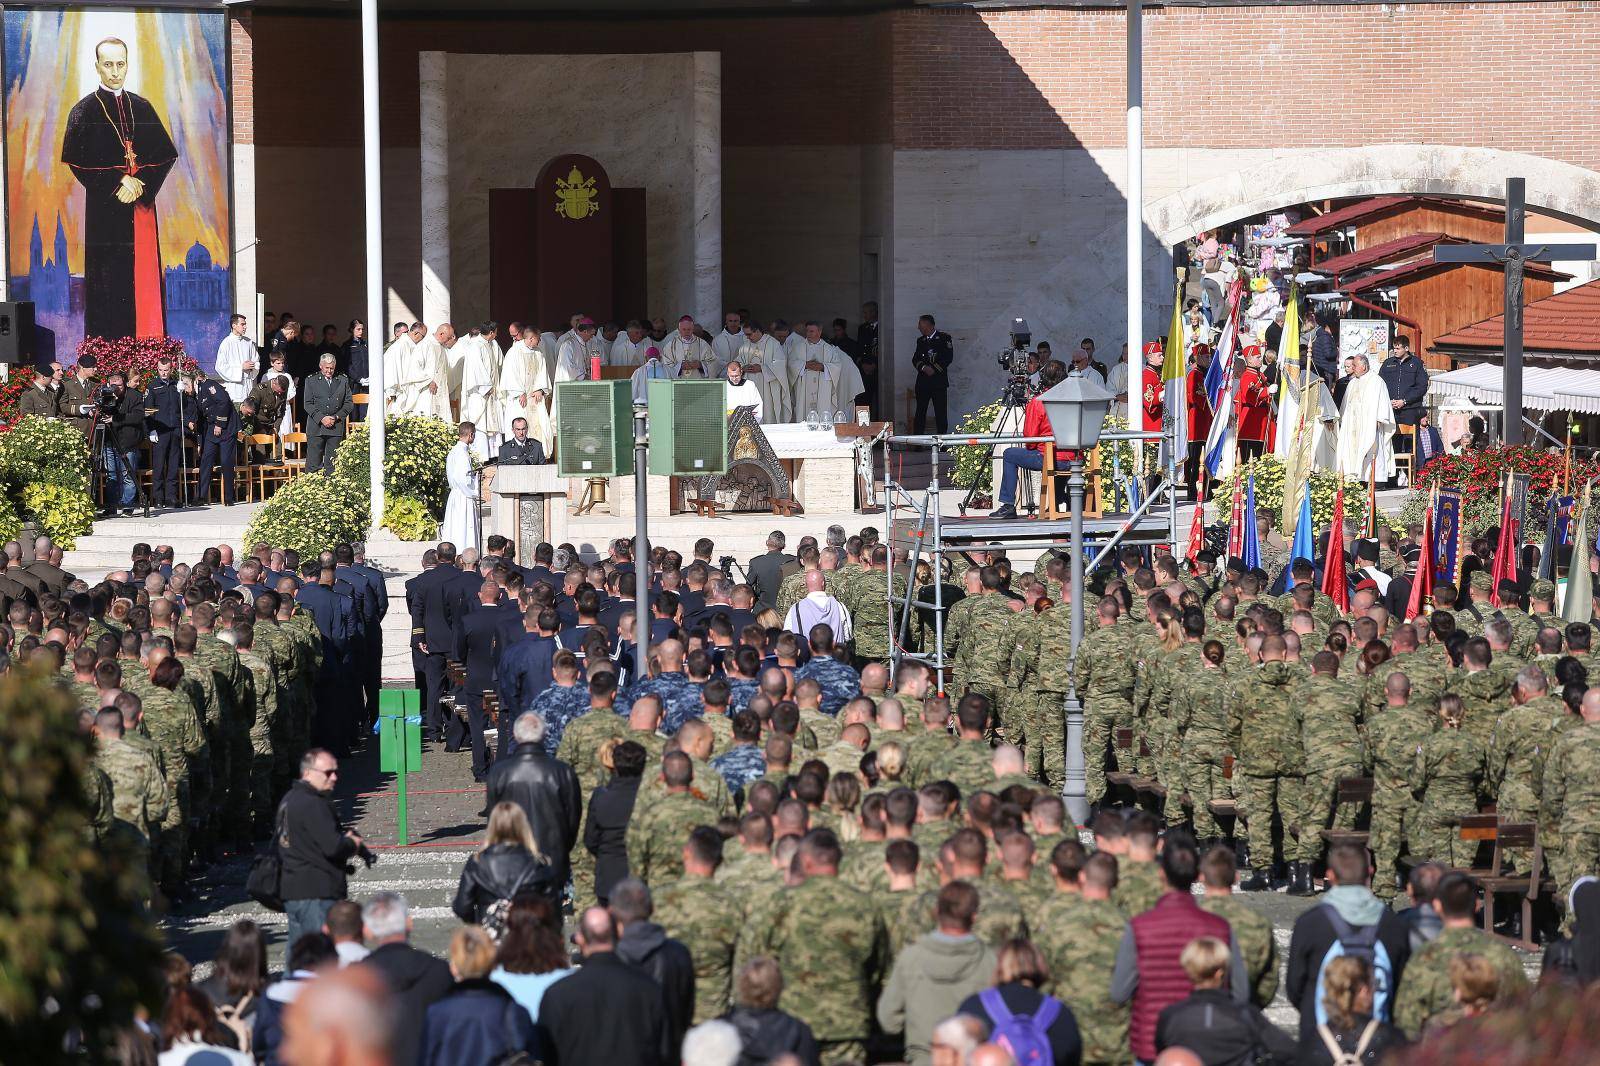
[98,371,145,517]
[144,354,185,508]
[990,359,1067,520]
[280,748,369,946]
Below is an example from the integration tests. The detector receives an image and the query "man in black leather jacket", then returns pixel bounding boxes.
[484,710,581,882]
[98,372,145,515]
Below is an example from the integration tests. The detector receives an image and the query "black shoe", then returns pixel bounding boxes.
[1287,861,1315,896]
[1239,867,1273,892]
[989,504,1018,520]
[120,507,136,516]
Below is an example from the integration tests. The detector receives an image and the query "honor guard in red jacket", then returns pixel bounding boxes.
[1235,344,1272,462]
[1185,344,1214,498]
[1140,340,1165,433]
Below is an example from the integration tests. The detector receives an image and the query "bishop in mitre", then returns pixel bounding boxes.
[735,321,791,423]
[630,345,678,405]
[1335,353,1396,481]
[499,330,554,456]
[459,322,505,457]
[659,316,719,380]
[789,320,865,420]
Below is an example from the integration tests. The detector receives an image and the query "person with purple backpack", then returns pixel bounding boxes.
[958,940,1083,1066]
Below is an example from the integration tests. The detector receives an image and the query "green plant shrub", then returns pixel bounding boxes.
[0,665,165,1059]
[0,415,92,493]
[333,416,456,518]
[244,472,370,558]
[1211,454,1362,531]
[21,483,95,550]
[382,495,440,542]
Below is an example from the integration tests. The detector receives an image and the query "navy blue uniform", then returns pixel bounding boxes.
[406,566,469,740]
[455,604,507,779]
[912,328,954,433]
[499,633,557,727]
[144,374,184,504]
[296,581,355,750]
[193,378,239,504]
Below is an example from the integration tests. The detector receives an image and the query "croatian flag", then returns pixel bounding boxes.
[1202,296,1242,479]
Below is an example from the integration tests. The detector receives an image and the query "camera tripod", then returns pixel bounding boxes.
[90,414,152,520]
[957,383,1036,517]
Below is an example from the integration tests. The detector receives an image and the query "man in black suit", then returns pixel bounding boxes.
[599,571,642,635]
[538,908,669,1066]
[455,577,506,779]
[405,542,467,742]
[351,541,389,719]
[357,892,454,1066]
[332,542,382,725]
[526,541,558,591]
[745,530,795,612]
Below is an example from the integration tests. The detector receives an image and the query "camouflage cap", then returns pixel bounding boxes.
[1531,579,1557,601]
[1469,571,1492,592]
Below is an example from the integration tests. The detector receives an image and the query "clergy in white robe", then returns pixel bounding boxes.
[711,312,745,369]
[498,337,554,455]
[724,361,765,422]
[386,326,431,417]
[630,348,677,405]
[789,322,865,421]
[609,321,650,367]
[1105,349,1132,422]
[659,317,719,380]
[773,321,807,377]
[555,320,602,384]
[459,331,505,456]
[215,320,258,404]
[445,332,468,406]
[1335,355,1397,480]
[735,324,791,424]
[441,424,485,550]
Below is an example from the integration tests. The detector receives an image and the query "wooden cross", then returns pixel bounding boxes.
[1434,178,1597,445]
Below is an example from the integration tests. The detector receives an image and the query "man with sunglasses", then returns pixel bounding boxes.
[280,748,366,945]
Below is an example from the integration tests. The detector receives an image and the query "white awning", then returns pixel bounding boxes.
[1428,363,1600,415]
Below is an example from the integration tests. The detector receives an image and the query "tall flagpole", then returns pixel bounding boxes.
[361,0,387,535]
[1126,0,1143,385]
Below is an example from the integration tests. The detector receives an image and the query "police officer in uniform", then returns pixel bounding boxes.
[912,313,954,434]
[497,416,546,466]
[144,355,185,507]
[193,374,241,505]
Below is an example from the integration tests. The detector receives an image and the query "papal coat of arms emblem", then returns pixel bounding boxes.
[554,165,599,220]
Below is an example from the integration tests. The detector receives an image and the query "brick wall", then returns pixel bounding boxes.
[893,3,1600,168]
[230,10,252,147]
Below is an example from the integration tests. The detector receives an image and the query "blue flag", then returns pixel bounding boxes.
[1241,473,1261,572]
[1291,488,1316,564]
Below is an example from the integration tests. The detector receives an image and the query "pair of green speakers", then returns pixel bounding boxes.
[554,378,729,478]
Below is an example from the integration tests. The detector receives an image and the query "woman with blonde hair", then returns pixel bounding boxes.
[418,926,537,1066]
[452,801,560,924]
[1303,955,1406,1064]
[872,740,908,793]
[825,771,863,841]
[1154,936,1296,1064]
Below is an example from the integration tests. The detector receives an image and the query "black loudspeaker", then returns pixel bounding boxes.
[0,301,36,365]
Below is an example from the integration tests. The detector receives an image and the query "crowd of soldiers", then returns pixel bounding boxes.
[83,540,386,902]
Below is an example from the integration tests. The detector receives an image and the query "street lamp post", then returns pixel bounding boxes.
[1039,373,1113,825]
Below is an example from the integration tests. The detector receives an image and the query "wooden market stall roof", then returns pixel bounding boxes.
[1286,195,1505,237]
[1431,278,1600,364]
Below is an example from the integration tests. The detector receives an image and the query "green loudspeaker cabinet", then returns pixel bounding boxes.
[555,380,634,477]
[648,379,729,476]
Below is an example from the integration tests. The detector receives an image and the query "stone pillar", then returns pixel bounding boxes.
[419,51,451,330]
[691,51,721,327]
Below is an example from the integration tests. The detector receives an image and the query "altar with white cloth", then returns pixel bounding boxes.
[607,420,860,516]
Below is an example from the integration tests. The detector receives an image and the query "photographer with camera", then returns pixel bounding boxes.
[990,358,1067,519]
[279,748,370,947]
[97,371,145,517]
[60,356,99,436]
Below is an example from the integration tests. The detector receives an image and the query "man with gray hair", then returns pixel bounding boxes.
[302,350,354,474]
[484,710,581,880]
[359,891,452,1066]
[682,1020,744,1066]
[747,530,795,612]
[1335,349,1396,481]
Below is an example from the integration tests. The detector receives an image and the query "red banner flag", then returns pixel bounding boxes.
[1489,474,1518,607]
[1404,495,1435,621]
[1186,503,1205,569]
[1322,484,1350,614]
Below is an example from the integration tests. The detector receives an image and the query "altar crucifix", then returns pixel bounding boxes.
[1434,177,1596,445]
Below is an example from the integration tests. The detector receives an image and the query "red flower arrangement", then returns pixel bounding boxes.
[74,335,195,388]
[1410,443,1600,536]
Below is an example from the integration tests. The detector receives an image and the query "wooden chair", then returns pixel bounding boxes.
[252,434,291,499]
[1040,444,1104,521]
[1318,777,1375,850]
[1477,821,1554,950]
[280,432,309,480]
[1394,423,1416,485]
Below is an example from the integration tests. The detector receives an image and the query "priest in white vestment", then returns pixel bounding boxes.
[498,335,554,455]
[459,328,504,456]
[386,325,436,417]
[215,316,258,404]
[773,321,807,377]
[711,312,745,369]
[556,319,601,384]
[659,316,718,380]
[1335,354,1397,481]
[445,330,468,407]
[789,321,865,421]
[724,360,765,422]
[609,321,650,367]
[736,323,791,424]
[630,346,677,405]
[1104,343,1131,422]
[441,422,485,551]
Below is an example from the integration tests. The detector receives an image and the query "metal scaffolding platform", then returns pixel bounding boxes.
[884,427,1179,688]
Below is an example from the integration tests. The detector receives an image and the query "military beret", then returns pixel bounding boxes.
[1469,571,1492,591]
[1531,579,1557,601]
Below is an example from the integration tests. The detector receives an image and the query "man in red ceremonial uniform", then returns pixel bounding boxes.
[1140,340,1164,433]
[1235,344,1272,463]
[1185,344,1214,500]
[62,38,178,341]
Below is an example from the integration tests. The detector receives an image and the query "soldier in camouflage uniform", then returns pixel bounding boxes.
[742,829,885,1065]
[82,755,114,844]
[1366,671,1436,901]
[1230,635,1315,891]
[1111,813,1165,918]
[1488,665,1574,874]
[251,594,306,798]
[1147,615,1208,821]
[92,707,167,888]
[125,649,207,897]
[191,604,254,850]
[617,638,705,735]
[1172,641,1235,843]
[1413,693,1486,868]
[845,545,903,665]
[927,694,995,798]
[903,693,956,789]
[955,570,1025,739]
[899,829,1028,949]
[652,826,742,1024]
[232,621,278,834]
[941,569,987,701]
[1072,598,1136,802]
[174,625,232,857]
[1447,637,1509,748]
[1392,873,1529,1038]
[637,720,734,818]
[1299,651,1367,844]
[1539,687,1600,919]
[529,652,592,756]
[1197,847,1279,1007]
[1033,845,1130,1066]
[775,545,825,618]
[711,712,767,798]
[626,751,719,886]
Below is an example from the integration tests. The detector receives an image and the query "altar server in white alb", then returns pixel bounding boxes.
[499,329,554,456]
[659,315,718,380]
[789,320,864,421]
[711,311,746,369]
[609,320,651,367]
[1335,353,1396,481]
[723,360,765,422]
[441,420,485,550]
[459,322,505,457]
[736,321,791,424]
[215,314,258,404]
[630,346,677,405]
